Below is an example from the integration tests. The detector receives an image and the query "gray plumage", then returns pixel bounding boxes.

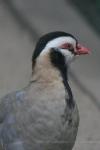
[0,32,84,150]
[0,81,79,150]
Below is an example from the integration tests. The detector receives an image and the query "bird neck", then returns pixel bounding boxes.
[49,49,75,109]
[31,50,75,109]
[31,52,63,85]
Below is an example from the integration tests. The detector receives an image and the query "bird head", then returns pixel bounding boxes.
[32,31,89,62]
[32,32,89,69]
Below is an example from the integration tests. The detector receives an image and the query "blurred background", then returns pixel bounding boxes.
[0,0,100,149]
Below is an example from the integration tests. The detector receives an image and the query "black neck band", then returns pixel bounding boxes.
[50,48,75,109]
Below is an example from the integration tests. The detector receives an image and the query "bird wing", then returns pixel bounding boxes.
[0,86,79,150]
[0,91,28,150]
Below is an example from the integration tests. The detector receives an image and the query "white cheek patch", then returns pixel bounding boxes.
[39,47,50,57]
[46,36,76,49]
[39,36,76,62]
[60,49,75,64]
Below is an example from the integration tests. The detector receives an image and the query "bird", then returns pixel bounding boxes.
[0,31,89,150]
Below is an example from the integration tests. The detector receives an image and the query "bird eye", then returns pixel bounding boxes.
[60,43,73,51]
[67,43,73,49]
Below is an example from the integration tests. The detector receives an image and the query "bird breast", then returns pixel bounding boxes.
[0,81,79,150]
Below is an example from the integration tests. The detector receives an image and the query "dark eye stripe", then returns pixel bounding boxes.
[60,43,77,55]
[68,48,75,54]
[60,43,70,49]
[60,43,73,49]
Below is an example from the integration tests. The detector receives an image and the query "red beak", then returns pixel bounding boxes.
[76,44,90,55]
